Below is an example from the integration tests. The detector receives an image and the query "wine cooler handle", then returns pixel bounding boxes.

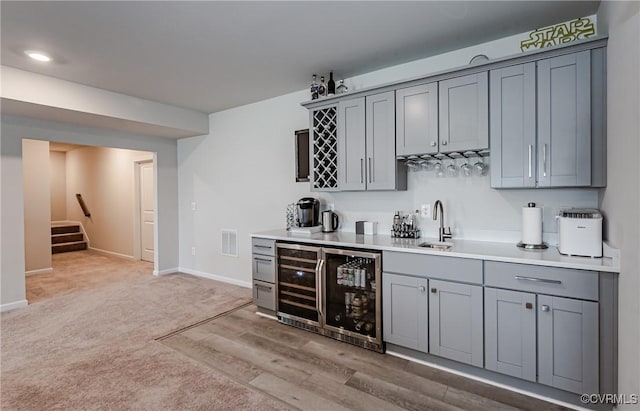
[317,259,325,318]
[314,259,322,314]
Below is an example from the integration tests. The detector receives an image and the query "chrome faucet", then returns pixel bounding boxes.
[433,200,452,242]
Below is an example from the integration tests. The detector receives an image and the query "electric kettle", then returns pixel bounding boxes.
[321,211,339,233]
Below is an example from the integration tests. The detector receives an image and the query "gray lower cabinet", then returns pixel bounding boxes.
[538,295,599,394]
[252,238,276,314]
[428,280,483,367]
[382,272,428,352]
[438,72,489,153]
[484,287,537,381]
[395,83,439,155]
[338,92,405,191]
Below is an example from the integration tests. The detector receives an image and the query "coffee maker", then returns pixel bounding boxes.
[297,198,320,227]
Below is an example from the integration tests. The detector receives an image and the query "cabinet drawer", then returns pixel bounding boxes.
[253,280,275,311]
[383,251,482,284]
[484,261,598,301]
[252,238,276,256]
[252,254,275,283]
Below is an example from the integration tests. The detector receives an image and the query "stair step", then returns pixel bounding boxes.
[51,233,84,244]
[51,225,81,235]
[52,241,87,254]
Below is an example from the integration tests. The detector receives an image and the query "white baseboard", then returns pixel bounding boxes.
[25,267,53,276]
[1,299,28,312]
[178,267,252,289]
[385,350,587,411]
[153,267,179,276]
[89,247,135,261]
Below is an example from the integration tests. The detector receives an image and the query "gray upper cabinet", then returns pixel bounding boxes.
[538,295,599,394]
[337,97,366,191]
[383,272,428,352]
[439,72,489,153]
[490,63,537,188]
[484,288,537,382]
[428,280,483,367]
[338,92,405,191]
[537,51,591,187]
[491,49,606,189]
[366,91,401,190]
[396,83,439,155]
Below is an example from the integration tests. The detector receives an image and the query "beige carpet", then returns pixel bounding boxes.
[1,253,289,410]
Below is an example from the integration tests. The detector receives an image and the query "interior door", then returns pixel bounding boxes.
[140,161,154,262]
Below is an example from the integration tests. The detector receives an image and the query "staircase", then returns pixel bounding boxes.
[51,224,87,254]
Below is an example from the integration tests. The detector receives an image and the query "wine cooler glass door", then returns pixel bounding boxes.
[323,248,381,344]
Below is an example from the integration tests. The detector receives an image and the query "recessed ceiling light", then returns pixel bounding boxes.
[25,50,52,62]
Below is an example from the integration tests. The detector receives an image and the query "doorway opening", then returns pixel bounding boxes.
[23,139,156,303]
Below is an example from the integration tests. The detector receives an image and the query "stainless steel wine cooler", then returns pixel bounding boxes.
[276,243,383,352]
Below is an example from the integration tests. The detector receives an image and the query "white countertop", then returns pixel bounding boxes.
[251,229,619,273]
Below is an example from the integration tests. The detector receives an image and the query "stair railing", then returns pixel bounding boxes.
[75,194,91,217]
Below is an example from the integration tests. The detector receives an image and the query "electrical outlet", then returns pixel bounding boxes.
[191,246,196,256]
[328,203,335,211]
[191,202,197,211]
[420,204,431,218]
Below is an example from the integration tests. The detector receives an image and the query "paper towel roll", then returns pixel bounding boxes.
[522,204,543,245]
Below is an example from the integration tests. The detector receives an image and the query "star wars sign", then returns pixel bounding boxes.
[520,17,596,52]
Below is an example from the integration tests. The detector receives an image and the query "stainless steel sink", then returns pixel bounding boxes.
[418,241,454,250]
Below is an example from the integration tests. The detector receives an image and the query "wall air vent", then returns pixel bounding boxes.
[221,229,238,257]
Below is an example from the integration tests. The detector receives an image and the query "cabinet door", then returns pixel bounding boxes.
[538,295,598,394]
[537,51,591,187]
[484,288,536,381]
[382,273,428,352]
[439,72,489,153]
[396,83,438,155]
[429,280,483,367]
[490,63,536,188]
[366,91,397,190]
[337,97,366,191]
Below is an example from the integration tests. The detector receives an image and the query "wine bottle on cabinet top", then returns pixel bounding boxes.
[318,76,326,97]
[336,80,348,94]
[310,74,318,100]
[327,71,335,95]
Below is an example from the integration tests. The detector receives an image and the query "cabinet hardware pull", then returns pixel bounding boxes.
[528,144,533,178]
[431,141,437,147]
[431,288,437,293]
[254,245,272,249]
[542,144,547,177]
[360,158,364,184]
[255,284,273,290]
[541,304,550,312]
[515,276,562,284]
[254,257,272,263]
[418,286,425,292]
[441,140,448,146]
[368,157,372,184]
[525,302,533,309]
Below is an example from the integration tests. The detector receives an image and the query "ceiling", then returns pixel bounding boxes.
[1,1,600,114]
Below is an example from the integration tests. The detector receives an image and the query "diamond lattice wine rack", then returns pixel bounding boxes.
[311,106,339,190]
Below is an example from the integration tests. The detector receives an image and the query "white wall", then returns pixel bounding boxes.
[22,139,52,273]
[50,151,67,221]
[66,146,153,259]
[1,115,181,309]
[597,1,640,407]
[177,29,599,285]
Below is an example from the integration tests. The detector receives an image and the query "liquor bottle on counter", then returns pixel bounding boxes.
[327,71,335,95]
[318,76,327,97]
[310,75,318,100]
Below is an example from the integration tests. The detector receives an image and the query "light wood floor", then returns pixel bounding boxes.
[160,305,569,411]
